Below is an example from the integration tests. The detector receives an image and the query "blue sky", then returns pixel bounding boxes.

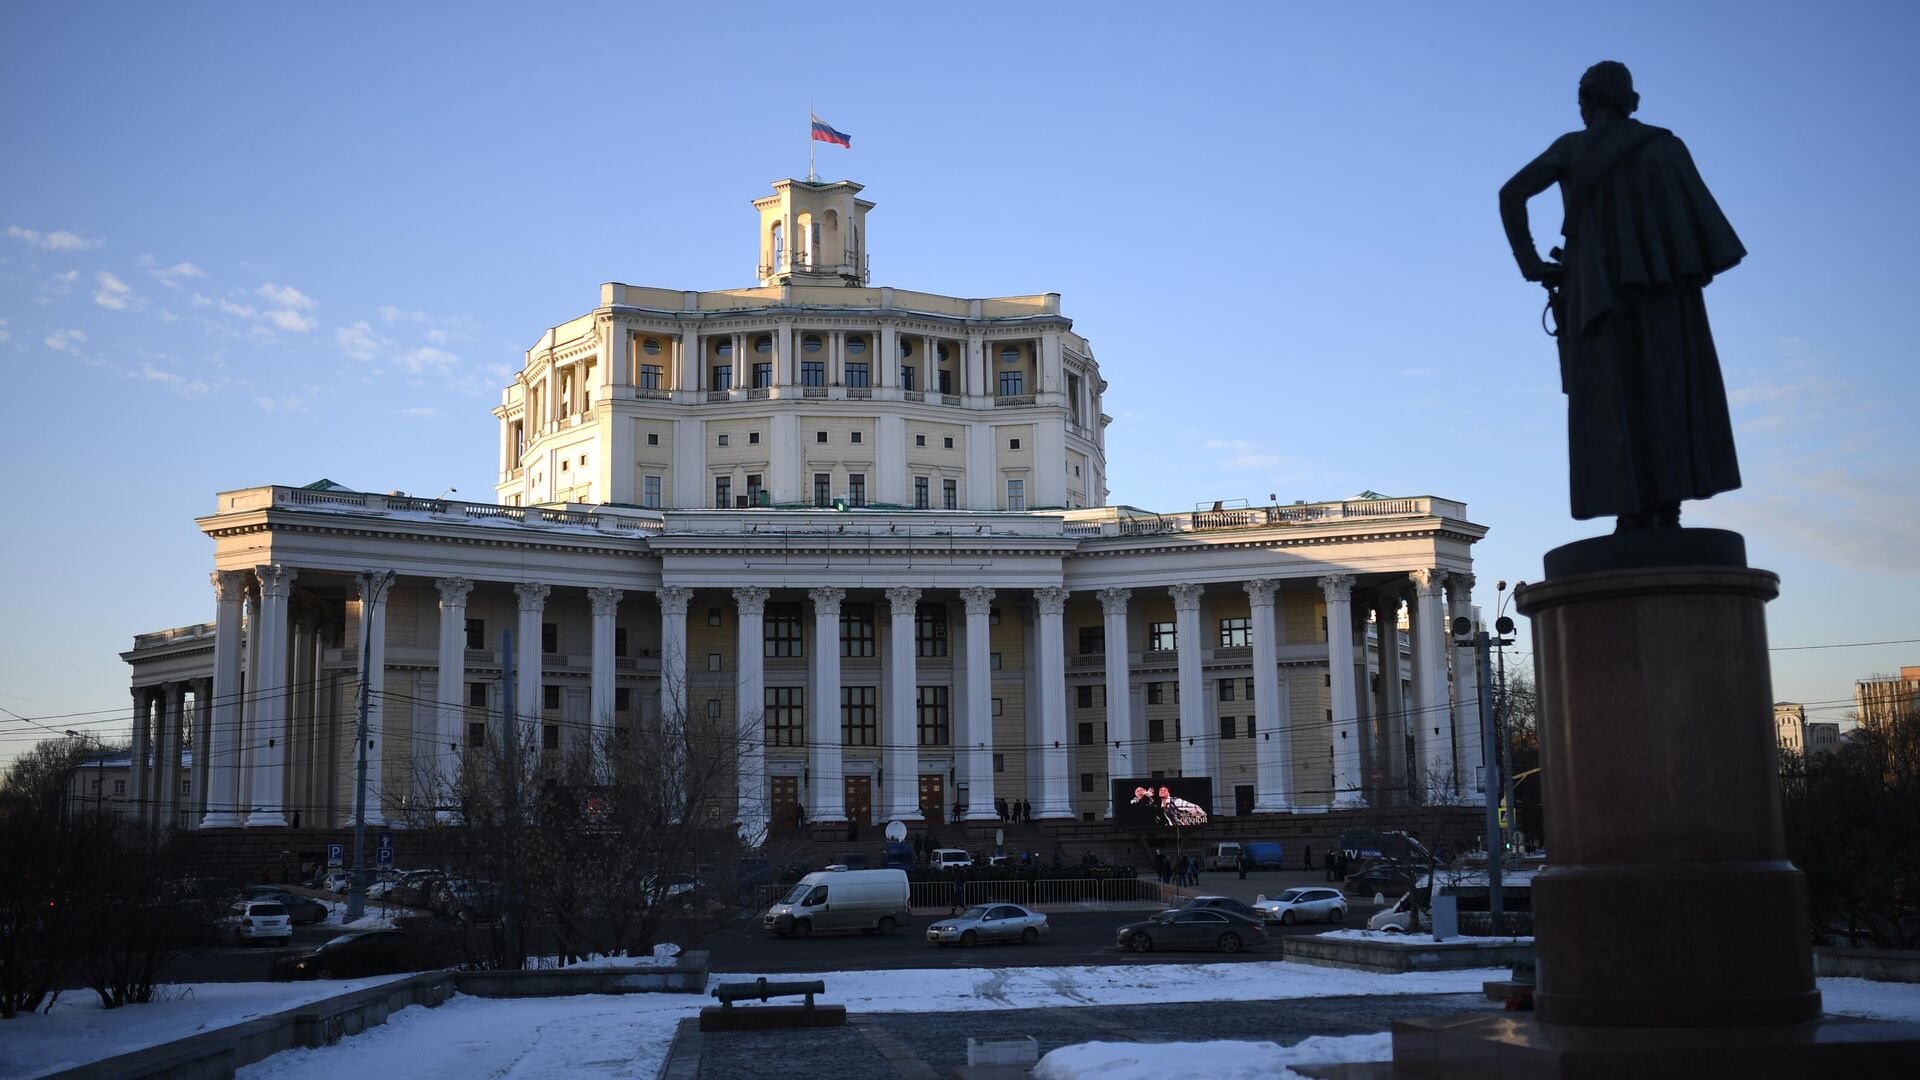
[3,2,1915,761]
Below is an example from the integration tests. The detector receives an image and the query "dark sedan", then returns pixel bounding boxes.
[275,930,462,980]
[1116,908,1268,954]
[1162,895,1267,922]
[247,889,330,925]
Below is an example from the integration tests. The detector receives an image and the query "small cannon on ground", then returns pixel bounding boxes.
[700,977,844,1030]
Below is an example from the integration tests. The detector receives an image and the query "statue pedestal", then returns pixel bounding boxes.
[1384,530,1920,1074]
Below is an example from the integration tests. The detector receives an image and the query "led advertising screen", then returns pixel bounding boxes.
[1111,777,1213,829]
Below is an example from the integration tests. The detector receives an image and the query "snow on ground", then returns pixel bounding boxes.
[1818,977,1920,1022]
[1035,1033,1392,1080]
[0,977,413,1080]
[1312,930,1534,944]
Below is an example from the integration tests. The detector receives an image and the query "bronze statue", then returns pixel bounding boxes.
[1500,62,1745,531]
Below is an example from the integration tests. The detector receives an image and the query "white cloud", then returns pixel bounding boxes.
[142,258,205,288]
[54,269,79,284]
[129,362,212,397]
[379,305,431,324]
[395,406,442,419]
[7,225,103,252]
[255,283,316,332]
[257,283,314,310]
[334,320,387,361]
[93,270,138,310]
[393,346,461,375]
[44,328,87,354]
[0,318,9,344]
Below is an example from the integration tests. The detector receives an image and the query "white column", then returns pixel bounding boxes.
[807,587,846,822]
[1409,569,1451,801]
[239,584,261,814]
[679,332,700,393]
[960,586,997,821]
[1034,586,1073,819]
[884,587,923,821]
[513,582,547,730]
[354,571,396,826]
[1321,574,1363,806]
[245,564,295,827]
[733,587,769,829]
[158,683,185,829]
[1375,590,1410,799]
[877,323,896,388]
[1245,579,1290,813]
[276,626,302,826]
[1446,572,1484,795]
[657,585,692,732]
[586,586,621,779]
[1098,587,1131,818]
[1171,583,1207,784]
[130,687,151,826]
[203,570,246,827]
[435,577,473,818]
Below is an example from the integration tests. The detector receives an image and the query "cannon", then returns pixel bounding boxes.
[710,977,826,1009]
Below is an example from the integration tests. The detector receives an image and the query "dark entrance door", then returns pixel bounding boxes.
[771,776,801,827]
[844,775,872,825]
[919,774,945,824]
[1235,784,1255,817]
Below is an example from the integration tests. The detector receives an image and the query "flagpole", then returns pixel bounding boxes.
[808,99,816,181]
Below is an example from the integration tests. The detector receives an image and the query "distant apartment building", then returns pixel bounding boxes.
[1774,702,1806,756]
[1854,665,1920,732]
[1806,722,1841,756]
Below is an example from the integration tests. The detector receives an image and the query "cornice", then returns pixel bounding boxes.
[202,514,649,560]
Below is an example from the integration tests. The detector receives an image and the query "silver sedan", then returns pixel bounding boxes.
[926,903,1050,947]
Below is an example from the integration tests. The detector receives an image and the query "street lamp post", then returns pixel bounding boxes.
[1452,614,1515,925]
[1495,580,1526,852]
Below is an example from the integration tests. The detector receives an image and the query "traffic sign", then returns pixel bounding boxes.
[376,831,394,851]
[376,847,395,866]
[327,843,343,867]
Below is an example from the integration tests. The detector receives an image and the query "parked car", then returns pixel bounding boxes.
[390,872,447,910]
[1253,887,1347,925]
[366,869,425,901]
[224,900,294,947]
[1241,841,1287,869]
[927,904,1049,947]
[764,868,910,938]
[1344,862,1422,896]
[250,890,330,925]
[930,848,973,871]
[429,878,503,923]
[1115,908,1267,954]
[275,929,461,980]
[882,842,915,869]
[1163,895,1268,923]
[1337,828,1429,865]
[320,872,352,895]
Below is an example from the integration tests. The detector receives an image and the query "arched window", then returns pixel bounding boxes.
[770,222,784,271]
[796,214,813,267]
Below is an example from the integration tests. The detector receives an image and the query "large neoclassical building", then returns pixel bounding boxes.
[123,177,1487,835]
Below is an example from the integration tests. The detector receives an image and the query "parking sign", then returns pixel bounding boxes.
[376,831,393,851]
[327,843,343,867]
[376,847,394,866]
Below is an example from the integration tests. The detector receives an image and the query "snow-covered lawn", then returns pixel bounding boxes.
[0,976,414,1080]
[1036,1033,1392,1080]
[1312,929,1534,944]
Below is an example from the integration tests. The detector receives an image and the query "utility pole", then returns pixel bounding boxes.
[1454,613,1514,927]
[345,570,390,923]
[499,628,520,963]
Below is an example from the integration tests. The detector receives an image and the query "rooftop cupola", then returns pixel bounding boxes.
[753,178,874,287]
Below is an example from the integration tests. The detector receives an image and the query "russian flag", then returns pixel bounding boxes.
[810,115,851,148]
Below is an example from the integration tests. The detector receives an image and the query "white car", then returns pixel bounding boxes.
[226,900,294,946]
[1253,887,1347,925]
[930,848,973,870]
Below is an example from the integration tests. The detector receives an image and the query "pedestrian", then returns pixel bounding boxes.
[1155,852,1171,884]
[1324,848,1336,882]
[796,803,806,830]
[1303,843,1313,871]
[950,878,963,916]
[847,816,859,842]
[952,797,963,821]
[1236,850,1250,881]
[1018,798,1030,822]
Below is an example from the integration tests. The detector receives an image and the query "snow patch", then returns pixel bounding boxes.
[1035,1033,1393,1080]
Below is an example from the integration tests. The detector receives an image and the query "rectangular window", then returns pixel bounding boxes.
[848,473,866,507]
[1078,626,1104,655]
[752,362,772,388]
[640,364,661,390]
[615,687,630,712]
[1078,721,1094,745]
[468,682,487,707]
[992,698,1003,716]
[765,686,806,747]
[765,603,804,657]
[815,430,828,443]
[1148,622,1177,652]
[746,474,763,505]
[943,436,954,449]
[1149,716,1165,743]
[901,365,916,391]
[708,698,721,719]
[914,433,926,447]
[646,431,659,446]
[938,369,952,394]
[1219,680,1236,702]
[642,475,662,509]
[708,607,723,626]
[814,473,832,507]
[840,603,876,657]
[942,478,958,510]
[801,360,825,387]
[469,721,487,747]
[1245,716,1256,739]
[1245,678,1255,700]
[915,603,948,657]
[841,686,877,747]
[1219,617,1251,648]
[1006,479,1025,510]
[993,753,1004,773]
[1147,681,1163,705]
[989,652,1002,670]
[714,475,731,507]
[999,370,1024,396]
[542,623,558,653]
[542,723,560,750]
[988,607,1001,626]
[846,361,870,388]
[614,627,628,657]
[1080,772,1094,793]
[1077,685,1094,709]
[914,476,930,509]
[711,364,732,390]
[465,617,485,651]
[542,684,560,710]
[717,433,729,447]
[916,686,950,745]
[749,431,760,444]
[1220,716,1236,739]
[114,779,126,795]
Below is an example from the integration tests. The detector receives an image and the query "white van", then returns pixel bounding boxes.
[1204,842,1243,870]
[763,868,911,938]
[930,848,973,870]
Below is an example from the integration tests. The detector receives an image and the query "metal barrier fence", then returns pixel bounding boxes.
[750,876,1175,916]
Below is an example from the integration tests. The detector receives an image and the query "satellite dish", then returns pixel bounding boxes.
[995,828,1005,849]
[885,820,907,842]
